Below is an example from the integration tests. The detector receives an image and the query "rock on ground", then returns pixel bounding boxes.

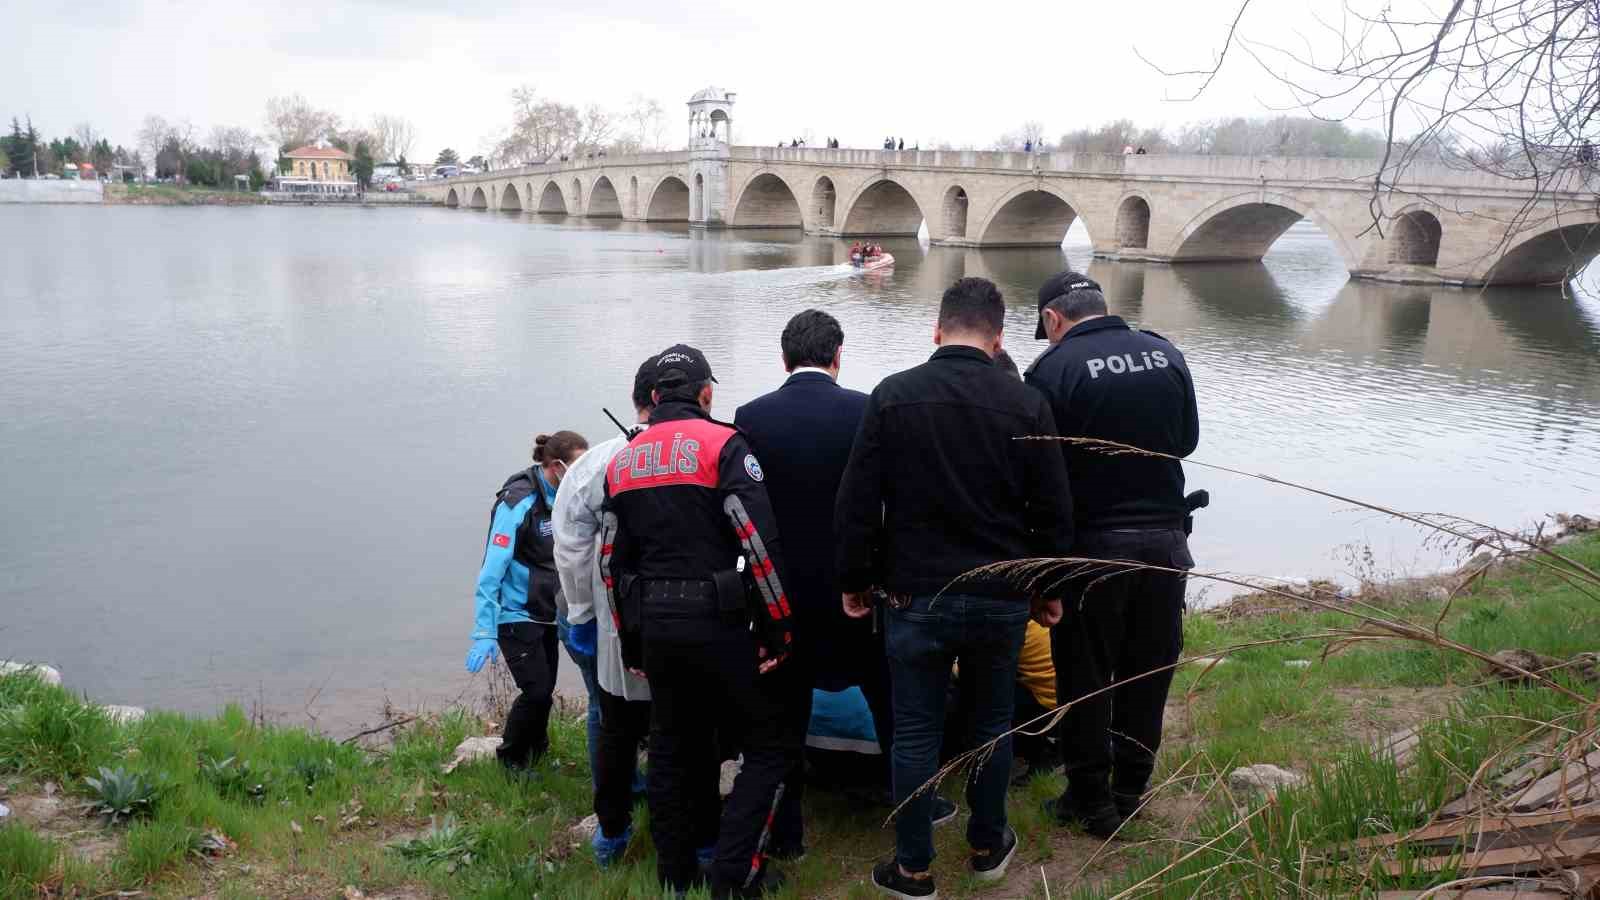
[101,705,145,724]
[1228,764,1305,796]
[570,813,599,840]
[441,736,502,773]
[0,661,62,685]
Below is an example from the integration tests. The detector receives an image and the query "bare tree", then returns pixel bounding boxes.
[626,95,666,151]
[1142,0,1600,248]
[493,85,581,166]
[136,115,172,177]
[72,122,98,154]
[573,104,615,157]
[370,114,416,163]
[993,121,1049,151]
[264,94,340,150]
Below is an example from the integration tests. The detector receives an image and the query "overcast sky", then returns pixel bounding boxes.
[10,0,1386,159]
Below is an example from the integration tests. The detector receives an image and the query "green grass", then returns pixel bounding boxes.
[107,183,267,204]
[1071,533,1600,899]
[1,534,1596,898]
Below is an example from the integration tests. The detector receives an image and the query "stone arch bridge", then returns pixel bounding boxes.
[417,146,1600,287]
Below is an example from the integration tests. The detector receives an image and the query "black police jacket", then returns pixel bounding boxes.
[1024,316,1199,531]
[598,401,794,664]
[835,345,1074,599]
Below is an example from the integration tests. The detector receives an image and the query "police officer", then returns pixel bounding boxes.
[466,430,590,772]
[599,345,795,899]
[1024,271,1200,838]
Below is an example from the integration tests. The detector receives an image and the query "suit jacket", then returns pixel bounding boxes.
[735,371,870,689]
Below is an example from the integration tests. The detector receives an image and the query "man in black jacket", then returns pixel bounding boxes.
[734,309,900,857]
[836,278,1074,899]
[600,344,795,899]
[1024,271,1200,838]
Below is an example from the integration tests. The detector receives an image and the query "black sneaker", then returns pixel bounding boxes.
[871,860,937,899]
[930,795,958,828]
[970,826,1018,881]
[1044,796,1124,840]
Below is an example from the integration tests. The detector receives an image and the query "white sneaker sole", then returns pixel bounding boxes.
[971,836,1017,882]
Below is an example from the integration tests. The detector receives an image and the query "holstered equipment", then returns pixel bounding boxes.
[1183,489,1210,536]
[712,567,746,625]
[616,573,643,670]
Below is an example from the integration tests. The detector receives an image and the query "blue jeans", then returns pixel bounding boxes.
[558,618,601,784]
[886,594,1028,872]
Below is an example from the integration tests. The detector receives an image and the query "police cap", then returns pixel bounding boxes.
[1034,271,1102,340]
[651,343,719,389]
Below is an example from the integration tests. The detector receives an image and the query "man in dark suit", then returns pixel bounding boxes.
[734,309,894,858]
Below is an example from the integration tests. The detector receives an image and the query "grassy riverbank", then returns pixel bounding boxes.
[105,184,268,206]
[3,531,1597,898]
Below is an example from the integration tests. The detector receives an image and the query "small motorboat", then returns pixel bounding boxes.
[850,252,895,271]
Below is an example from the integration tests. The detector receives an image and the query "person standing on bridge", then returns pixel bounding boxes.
[1024,271,1200,839]
[466,430,590,773]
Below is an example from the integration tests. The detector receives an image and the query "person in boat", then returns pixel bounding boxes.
[850,241,864,263]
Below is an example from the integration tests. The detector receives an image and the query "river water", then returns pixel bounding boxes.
[3,204,1598,734]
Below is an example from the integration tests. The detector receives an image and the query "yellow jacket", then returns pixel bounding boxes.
[1018,621,1056,709]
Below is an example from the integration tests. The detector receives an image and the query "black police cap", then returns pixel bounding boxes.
[651,343,718,389]
[1034,271,1102,340]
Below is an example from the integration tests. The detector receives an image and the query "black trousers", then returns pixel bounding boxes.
[1052,528,1190,803]
[496,621,559,768]
[771,636,894,849]
[594,686,652,839]
[642,597,795,892]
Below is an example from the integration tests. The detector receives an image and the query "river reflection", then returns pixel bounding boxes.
[2,206,1597,732]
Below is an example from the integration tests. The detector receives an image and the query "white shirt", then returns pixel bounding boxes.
[552,434,650,701]
[789,367,836,380]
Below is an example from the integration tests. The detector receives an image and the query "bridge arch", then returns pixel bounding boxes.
[1115,194,1151,249]
[730,171,804,227]
[975,183,1091,246]
[1387,208,1441,266]
[1481,219,1600,286]
[538,181,567,214]
[941,185,969,242]
[469,186,488,210]
[646,176,690,221]
[589,176,622,217]
[840,178,925,236]
[500,183,522,212]
[811,176,837,231]
[1170,192,1357,270]
[445,188,459,208]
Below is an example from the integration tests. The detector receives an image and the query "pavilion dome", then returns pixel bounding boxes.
[689,86,732,103]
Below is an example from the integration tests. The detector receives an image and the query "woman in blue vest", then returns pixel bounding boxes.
[467,430,589,771]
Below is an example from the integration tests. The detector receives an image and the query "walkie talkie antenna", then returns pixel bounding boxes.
[602,407,631,438]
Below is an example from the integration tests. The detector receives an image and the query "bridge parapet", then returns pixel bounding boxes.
[417,143,1599,287]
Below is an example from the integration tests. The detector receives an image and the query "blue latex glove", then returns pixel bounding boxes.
[465,639,499,673]
[567,620,597,657]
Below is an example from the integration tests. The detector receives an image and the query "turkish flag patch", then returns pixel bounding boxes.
[492,533,511,548]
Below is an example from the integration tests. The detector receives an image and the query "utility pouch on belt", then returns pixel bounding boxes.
[617,573,642,630]
[615,573,644,670]
[712,568,746,625]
